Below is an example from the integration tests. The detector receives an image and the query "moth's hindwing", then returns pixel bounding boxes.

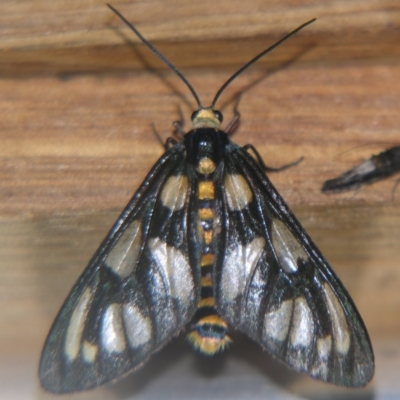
[39,145,200,393]
[215,144,374,387]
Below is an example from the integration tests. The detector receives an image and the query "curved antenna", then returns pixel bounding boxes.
[211,18,316,109]
[107,4,203,109]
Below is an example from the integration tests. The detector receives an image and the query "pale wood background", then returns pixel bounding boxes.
[1,1,400,399]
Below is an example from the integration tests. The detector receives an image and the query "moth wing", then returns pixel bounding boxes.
[40,146,199,393]
[321,159,377,192]
[215,145,374,387]
[322,146,400,192]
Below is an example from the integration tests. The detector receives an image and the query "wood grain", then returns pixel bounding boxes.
[1,1,400,399]
[1,0,400,76]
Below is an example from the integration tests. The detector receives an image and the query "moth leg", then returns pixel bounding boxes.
[166,137,179,149]
[392,177,400,201]
[151,123,177,150]
[244,144,304,172]
[151,122,168,150]
[225,95,242,135]
[172,104,186,139]
[173,120,185,138]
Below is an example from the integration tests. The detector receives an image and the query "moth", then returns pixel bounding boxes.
[322,146,400,193]
[39,5,374,393]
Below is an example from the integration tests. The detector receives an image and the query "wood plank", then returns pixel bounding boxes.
[2,0,399,49]
[1,1,400,399]
[1,62,400,215]
[1,1,400,75]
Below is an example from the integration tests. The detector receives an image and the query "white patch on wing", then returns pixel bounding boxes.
[224,174,253,210]
[290,297,314,347]
[105,220,142,279]
[312,335,332,379]
[263,299,293,342]
[64,287,92,362]
[221,237,265,302]
[352,159,376,176]
[323,284,350,355]
[122,303,152,348]
[317,335,332,359]
[271,218,308,274]
[100,303,126,354]
[82,340,98,363]
[160,175,188,211]
[148,238,194,306]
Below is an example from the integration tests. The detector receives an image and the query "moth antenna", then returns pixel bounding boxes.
[107,3,203,109]
[210,18,316,109]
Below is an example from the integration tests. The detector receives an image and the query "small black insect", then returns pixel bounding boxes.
[322,146,400,193]
[39,5,374,393]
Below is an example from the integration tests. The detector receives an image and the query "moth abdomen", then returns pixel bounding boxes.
[187,132,232,354]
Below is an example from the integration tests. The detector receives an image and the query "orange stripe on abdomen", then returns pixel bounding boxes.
[187,173,231,354]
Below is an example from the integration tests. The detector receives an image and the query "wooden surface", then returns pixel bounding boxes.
[1,1,400,399]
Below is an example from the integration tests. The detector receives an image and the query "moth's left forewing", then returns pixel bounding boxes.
[40,148,199,393]
[215,145,374,387]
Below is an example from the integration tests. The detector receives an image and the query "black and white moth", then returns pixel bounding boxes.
[322,146,400,193]
[39,5,374,393]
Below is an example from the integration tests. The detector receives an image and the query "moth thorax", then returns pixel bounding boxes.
[184,126,229,171]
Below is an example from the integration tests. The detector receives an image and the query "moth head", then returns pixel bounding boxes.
[191,108,223,129]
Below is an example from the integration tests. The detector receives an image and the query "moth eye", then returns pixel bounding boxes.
[191,110,199,121]
[213,110,223,123]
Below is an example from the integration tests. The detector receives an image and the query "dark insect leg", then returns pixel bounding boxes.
[244,144,304,172]
[173,120,185,138]
[172,105,186,139]
[151,123,167,150]
[165,137,178,149]
[392,177,400,201]
[151,123,177,150]
[225,95,242,135]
